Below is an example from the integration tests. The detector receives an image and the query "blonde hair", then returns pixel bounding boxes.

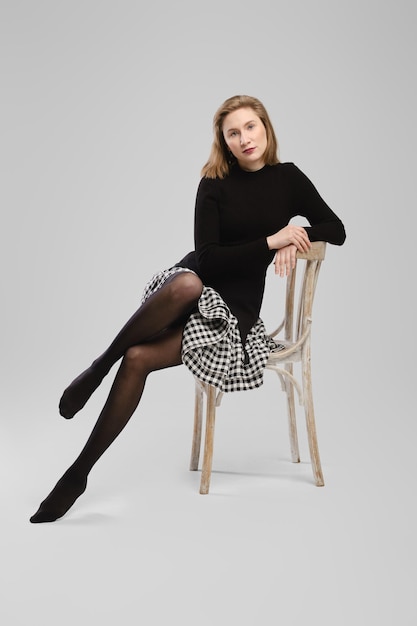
[201,95,280,179]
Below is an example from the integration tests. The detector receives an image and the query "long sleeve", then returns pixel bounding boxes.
[286,164,346,245]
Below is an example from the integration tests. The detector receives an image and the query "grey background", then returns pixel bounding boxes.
[1,0,416,624]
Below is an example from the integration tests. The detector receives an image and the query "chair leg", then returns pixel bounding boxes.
[285,364,300,463]
[302,351,324,486]
[200,384,216,495]
[190,381,203,471]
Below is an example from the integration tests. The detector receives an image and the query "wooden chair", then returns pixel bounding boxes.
[189,241,327,494]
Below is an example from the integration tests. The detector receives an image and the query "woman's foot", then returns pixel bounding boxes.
[59,364,105,418]
[30,469,88,523]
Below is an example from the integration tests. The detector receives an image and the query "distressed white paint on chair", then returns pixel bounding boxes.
[190,241,327,494]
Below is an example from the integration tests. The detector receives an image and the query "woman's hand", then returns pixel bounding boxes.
[267,224,311,253]
[274,244,298,277]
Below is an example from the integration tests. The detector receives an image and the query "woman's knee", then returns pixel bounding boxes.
[123,345,149,374]
[169,272,203,306]
[123,339,180,376]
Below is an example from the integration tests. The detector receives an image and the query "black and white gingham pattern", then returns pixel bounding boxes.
[141,266,282,393]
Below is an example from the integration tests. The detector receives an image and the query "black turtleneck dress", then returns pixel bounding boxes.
[176,162,346,346]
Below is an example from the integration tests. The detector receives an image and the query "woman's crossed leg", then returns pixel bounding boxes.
[59,271,202,419]
[30,325,185,523]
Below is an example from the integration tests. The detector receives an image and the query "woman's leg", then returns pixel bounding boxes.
[30,326,184,523]
[59,271,202,418]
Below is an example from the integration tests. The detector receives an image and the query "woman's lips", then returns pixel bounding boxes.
[243,147,256,154]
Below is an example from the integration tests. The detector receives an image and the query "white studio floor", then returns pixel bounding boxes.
[1,362,415,626]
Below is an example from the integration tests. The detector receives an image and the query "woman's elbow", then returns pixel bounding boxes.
[336,224,347,245]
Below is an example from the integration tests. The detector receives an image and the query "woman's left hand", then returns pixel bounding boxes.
[274,244,298,277]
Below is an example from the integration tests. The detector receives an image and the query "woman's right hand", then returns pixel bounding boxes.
[266,225,311,252]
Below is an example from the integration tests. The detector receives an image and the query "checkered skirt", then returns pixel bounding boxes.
[141,266,282,393]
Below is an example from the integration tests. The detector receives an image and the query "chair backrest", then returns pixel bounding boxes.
[270,241,326,343]
[286,241,326,342]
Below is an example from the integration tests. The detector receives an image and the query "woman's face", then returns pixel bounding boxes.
[222,107,268,171]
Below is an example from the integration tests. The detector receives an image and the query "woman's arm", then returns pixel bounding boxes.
[288,163,346,245]
[267,163,346,276]
[194,164,345,280]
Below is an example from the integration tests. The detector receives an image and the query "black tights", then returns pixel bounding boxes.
[30,272,203,523]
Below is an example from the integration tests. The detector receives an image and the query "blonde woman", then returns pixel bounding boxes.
[30,95,345,523]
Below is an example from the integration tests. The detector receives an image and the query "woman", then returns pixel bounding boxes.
[30,95,346,523]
